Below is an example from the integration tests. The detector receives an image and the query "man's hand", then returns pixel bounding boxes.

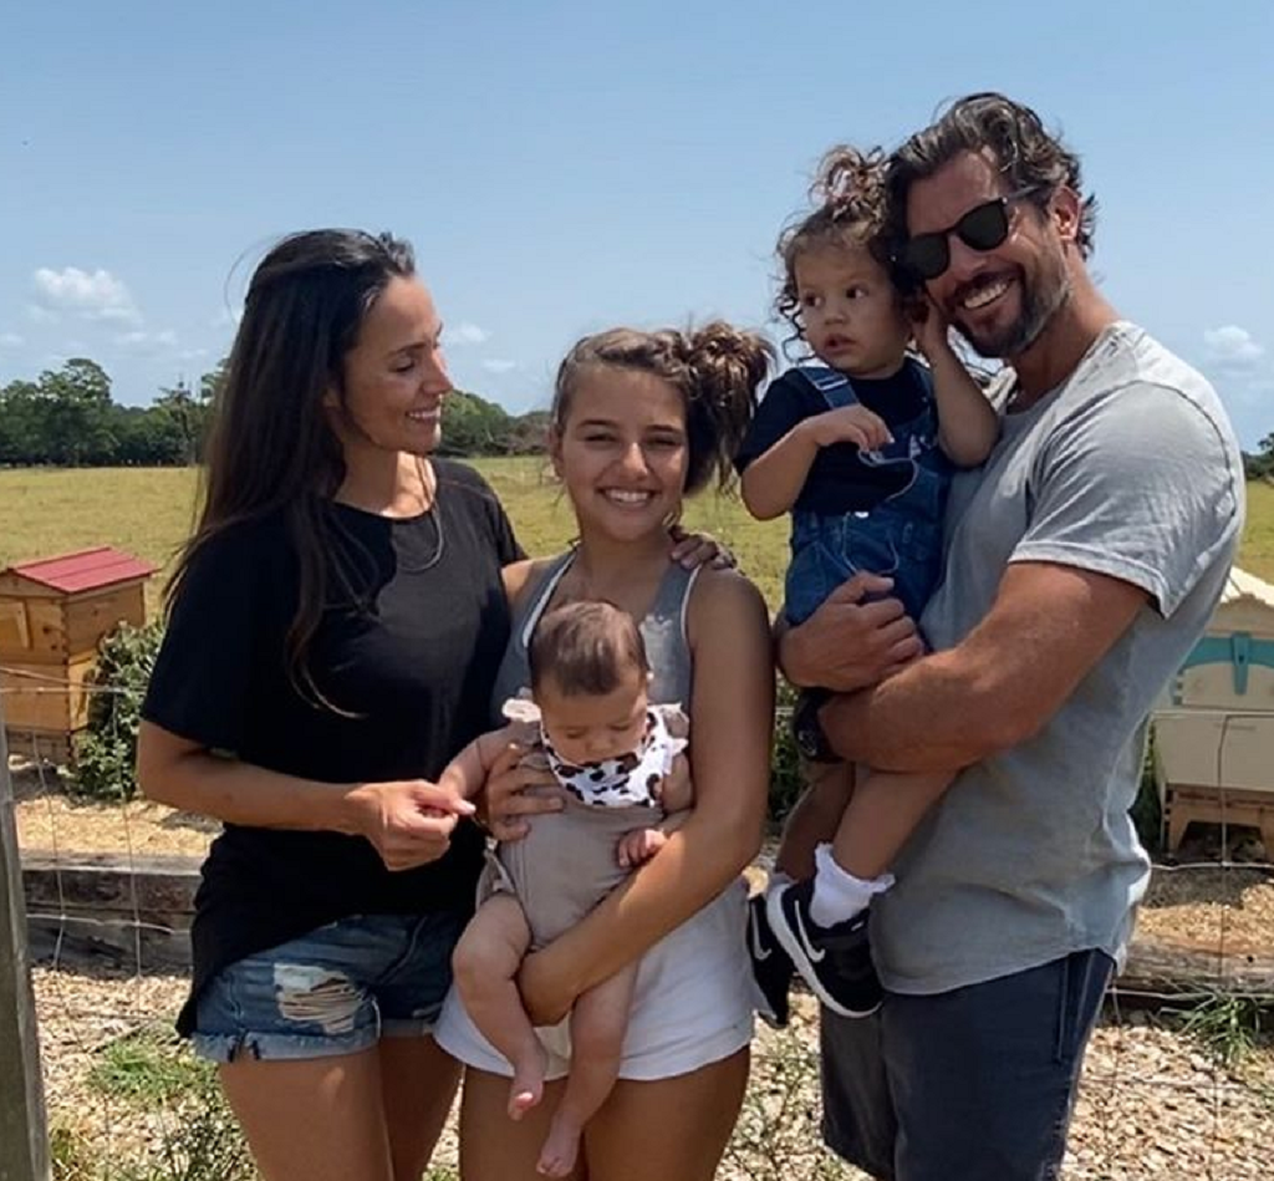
[780,572,923,691]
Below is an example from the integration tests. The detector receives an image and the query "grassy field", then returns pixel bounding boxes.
[0,462,1271,615]
[0,460,792,611]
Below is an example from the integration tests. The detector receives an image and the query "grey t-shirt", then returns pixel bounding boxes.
[873,321,1245,994]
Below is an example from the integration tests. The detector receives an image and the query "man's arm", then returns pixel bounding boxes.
[819,561,1148,772]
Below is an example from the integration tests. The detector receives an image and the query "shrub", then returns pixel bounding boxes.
[71,620,164,802]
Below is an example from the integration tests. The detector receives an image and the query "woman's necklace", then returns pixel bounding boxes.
[395,458,446,573]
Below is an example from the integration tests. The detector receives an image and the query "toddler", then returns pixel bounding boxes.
[734,146,998,1022]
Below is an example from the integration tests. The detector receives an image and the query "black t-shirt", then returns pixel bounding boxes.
[141,460,523,1033]
[734,361,933,515]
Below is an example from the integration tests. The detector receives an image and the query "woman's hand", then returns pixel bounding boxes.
[668,524,735,570]
[480,742,564,841]
[780,572,924,691]
[347,780,475,871]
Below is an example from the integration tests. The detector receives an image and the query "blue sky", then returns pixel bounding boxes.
[2,1,1271,447]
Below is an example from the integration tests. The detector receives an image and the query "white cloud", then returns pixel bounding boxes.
[95,305,144,325]
[115,329,178,351]
[444,322,490,346]
[32,266,142,325]
[481,359,518,373]
[1204,325,1265,368]
[0,332,23,348]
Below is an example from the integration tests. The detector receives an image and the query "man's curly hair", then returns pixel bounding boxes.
[885,92,1098,264]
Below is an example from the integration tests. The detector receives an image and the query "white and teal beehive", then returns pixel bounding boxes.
[1153,566,1274,850]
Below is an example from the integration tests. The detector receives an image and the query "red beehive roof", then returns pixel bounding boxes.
[7,547,157,594]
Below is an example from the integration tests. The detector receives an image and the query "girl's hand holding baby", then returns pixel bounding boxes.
[480,741,564,841]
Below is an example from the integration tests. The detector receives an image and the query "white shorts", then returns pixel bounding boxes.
[434,877,755,1082]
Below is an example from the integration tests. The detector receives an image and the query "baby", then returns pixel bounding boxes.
[444,599,691,1178]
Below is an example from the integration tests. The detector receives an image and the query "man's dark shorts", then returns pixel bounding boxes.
[820,949,1113,1181]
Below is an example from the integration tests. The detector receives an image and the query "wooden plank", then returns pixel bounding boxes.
[64,586,147,657]
[0,600,31,655]
[12,601,67,663]
[24,914,192,973]
[20,855,198,973]
[0,575,60,599]
[1120,928,1274,996]
[0,732,72,767]
[0,714,52,1181]
[21,853,200,916]
[0,649,73,668]
[0,658,95,735]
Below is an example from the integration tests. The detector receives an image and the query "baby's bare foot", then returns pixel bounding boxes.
[537,1110,584,1177]
[508,1044,548,1121]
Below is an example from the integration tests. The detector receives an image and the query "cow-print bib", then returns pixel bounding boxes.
[500,697,688,808]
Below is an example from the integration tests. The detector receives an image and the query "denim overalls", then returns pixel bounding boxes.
[785,363,953,625]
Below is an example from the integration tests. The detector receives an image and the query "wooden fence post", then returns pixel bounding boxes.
[0,713,51,1181]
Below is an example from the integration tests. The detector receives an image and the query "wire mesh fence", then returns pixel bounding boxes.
[3,673,1273,1181]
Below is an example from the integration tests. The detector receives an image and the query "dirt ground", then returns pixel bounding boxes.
[28,967,1274,1181]
[14,759,1274,1178]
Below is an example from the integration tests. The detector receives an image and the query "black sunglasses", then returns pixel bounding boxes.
[897,187,1042,280]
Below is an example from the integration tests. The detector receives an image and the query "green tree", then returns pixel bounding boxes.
[438,389,513,456]
[0,378,43,463]
[1245,433,1274,480]
[154,379,211,465]
[32,358,117,465]
[200,355,229,404]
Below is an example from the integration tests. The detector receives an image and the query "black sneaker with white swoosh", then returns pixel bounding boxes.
[765,877,882,1018]
[747,892,794,1028]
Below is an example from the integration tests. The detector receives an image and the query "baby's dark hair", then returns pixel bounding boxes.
[776,145,916,351]
[528,601,650,698]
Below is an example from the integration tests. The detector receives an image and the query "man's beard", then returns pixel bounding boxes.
[958,259,1072,360]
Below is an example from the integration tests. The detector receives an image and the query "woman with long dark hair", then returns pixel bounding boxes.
[138,229,526,1181]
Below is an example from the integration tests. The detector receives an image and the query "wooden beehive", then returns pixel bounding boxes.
[0,547,156,759]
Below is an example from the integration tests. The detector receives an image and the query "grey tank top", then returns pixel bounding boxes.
[490,552,698,716]
[488,553,700,948]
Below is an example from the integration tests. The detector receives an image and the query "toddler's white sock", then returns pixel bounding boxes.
[809,843,894,928]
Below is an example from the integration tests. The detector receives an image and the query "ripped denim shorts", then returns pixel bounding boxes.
[191,910,467,1063]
